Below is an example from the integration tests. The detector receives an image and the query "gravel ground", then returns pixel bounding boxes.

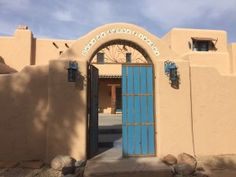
[0,166,62,177]
[1,165,236,177]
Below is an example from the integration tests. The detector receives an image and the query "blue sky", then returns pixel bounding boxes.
[0,0,236,42]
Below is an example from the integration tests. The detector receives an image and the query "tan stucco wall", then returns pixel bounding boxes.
[0,25,235,75]
[93,64,121,76]
[190,66,236,156]
[162,28,231,74]
[228,43,236,73]
[98,78,121,113]
[0,65,48,161]
[162,28,228,54]
[46,60,87,162]
[0,29,33,71]
[35,39,74,66]
[59,23,194,157]
[0,60,88,163]
[0,23,236,162]
[156,60,194,156]
[183,52,230,74]
[0,28,74,71]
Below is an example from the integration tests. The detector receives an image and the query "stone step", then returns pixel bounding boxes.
[84,157,172,177]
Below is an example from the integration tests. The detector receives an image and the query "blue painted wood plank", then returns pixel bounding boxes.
[140,66,148,154]
[127,66,135,155]
[147,66,155,154]
[122,65,155,156]
[122,66,128,156]
[134,66,141,154]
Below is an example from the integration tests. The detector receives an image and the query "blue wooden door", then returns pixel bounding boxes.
[122,65,155,156]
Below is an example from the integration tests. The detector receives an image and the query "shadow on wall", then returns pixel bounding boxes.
[0,65,48,161]
[0,61,86,163]
[47,60,87,162]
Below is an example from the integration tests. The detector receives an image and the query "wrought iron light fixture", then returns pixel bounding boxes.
[164,61,180,89]
[67,61,78,82]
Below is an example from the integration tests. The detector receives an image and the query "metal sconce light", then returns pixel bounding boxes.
[164,61,180,89]
[67,61,78,82]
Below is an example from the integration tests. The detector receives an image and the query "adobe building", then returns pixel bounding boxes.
[0,23,236,162]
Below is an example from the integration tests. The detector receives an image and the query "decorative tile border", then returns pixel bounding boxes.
[82,28,160,57]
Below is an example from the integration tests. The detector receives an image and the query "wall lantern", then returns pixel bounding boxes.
[67,61,78,82]
[164,60,180,89]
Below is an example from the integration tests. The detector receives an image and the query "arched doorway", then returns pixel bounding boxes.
[88,40,156,158]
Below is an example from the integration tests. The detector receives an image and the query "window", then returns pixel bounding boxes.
[126,53,131,63]
[192,37,217,51]
[97,52,104,63]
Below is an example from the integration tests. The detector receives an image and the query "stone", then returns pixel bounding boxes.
[62,166,76,175]
[162,154,177,165]
[75,167,85,177]
[178,153,197,170]
[174,163,196,176]
[75,160,86,168]
[51,155,76,172]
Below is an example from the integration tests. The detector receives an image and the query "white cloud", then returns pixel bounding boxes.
[53,10,74,22]
[141,0,236,27]
[90,1,113,23]
[0,0,235,41]
[51,0,114,24]
[0,0,30,10]
[0,20,16,35]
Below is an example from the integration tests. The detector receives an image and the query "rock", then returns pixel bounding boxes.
[174,163,196,176]
[162,154,177,165]
[62,166,76,175]
[75,167,85,177]
[178,153,197,170]
[75,160,86,168]
[51,155,76,173]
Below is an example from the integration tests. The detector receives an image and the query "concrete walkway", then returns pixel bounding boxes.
[98,113,122,153]
[84,155,172,177]
[84,147,172,177]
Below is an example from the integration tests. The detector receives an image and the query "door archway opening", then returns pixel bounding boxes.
[87,39,156,159]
